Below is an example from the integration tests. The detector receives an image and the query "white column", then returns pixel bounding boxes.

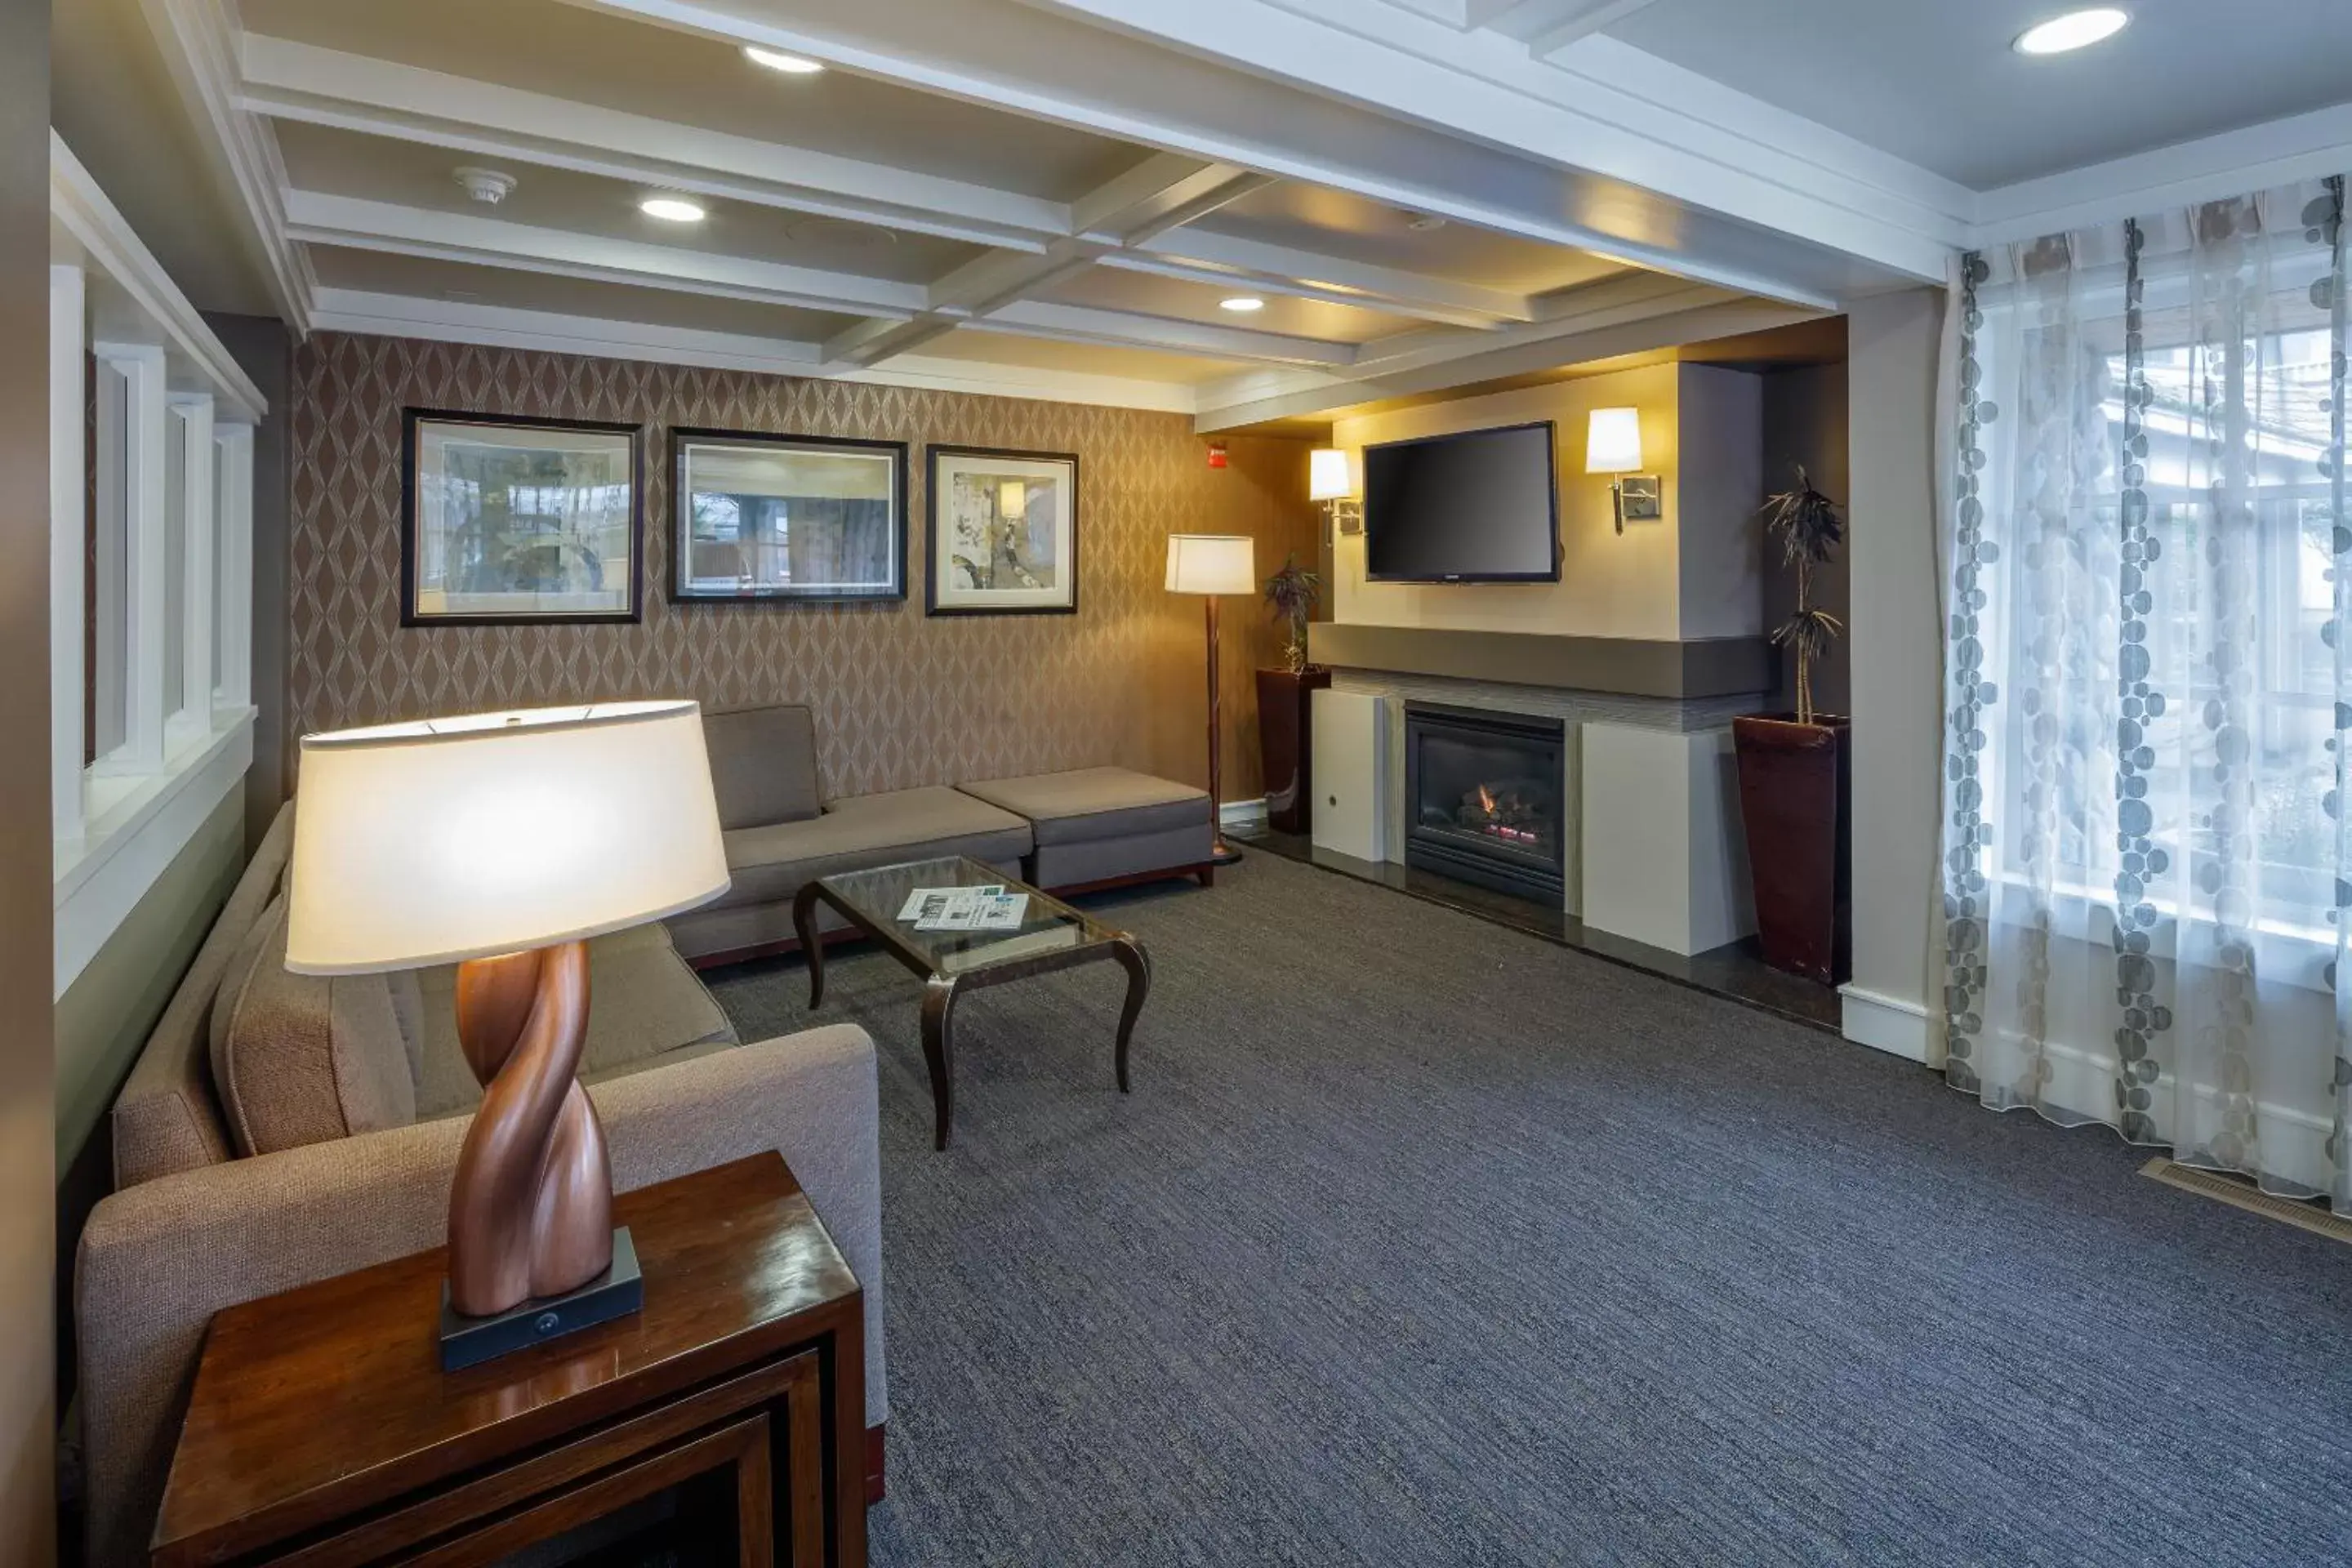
[1841,287,1944,1058]
[172,394,215,739]
[216,424,254,710]
[95,342,167,774]
[1580,722,1754,956]
[49,265,85,844]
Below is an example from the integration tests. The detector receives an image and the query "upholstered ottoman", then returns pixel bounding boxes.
[956,767,1215,890]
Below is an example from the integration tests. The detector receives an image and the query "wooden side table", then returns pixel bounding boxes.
[151,1154,866,1568]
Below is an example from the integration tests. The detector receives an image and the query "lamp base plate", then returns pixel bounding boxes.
[1209,840,1245,867]
[439,1227,642,1371]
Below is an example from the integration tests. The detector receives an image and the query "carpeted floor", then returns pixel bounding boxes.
[704,852,2352,1567]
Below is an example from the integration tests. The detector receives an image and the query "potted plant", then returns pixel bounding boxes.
[1733,466,1851,985]
[1256,553,1329,835]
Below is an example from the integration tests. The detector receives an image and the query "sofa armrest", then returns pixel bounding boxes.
[74,1024,885,1568]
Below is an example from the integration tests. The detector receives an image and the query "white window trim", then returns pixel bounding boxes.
[52,134,265,999]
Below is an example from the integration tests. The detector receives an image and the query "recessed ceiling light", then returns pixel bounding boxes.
[640,196,707,222]
[744,44,826,74]
[1219,296,1266,313]
[2013,7,2128,55]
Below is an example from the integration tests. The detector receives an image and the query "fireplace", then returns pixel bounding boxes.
[1403,704,1566,902]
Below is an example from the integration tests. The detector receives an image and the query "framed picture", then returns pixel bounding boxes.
[670,429,908,603]
[925,445,1079,616]
[402,410,643,626]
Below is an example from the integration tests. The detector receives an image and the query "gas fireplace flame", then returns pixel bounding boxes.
[1475,783,1497,817]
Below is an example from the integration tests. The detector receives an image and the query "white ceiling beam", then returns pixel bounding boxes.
[829,157,1277,369]
[1193,287,1825,430]
[308,287,1201,410]
[1475,0,1662,55]
[282,189,926,317]
[976,300,1358,366]
[1136,227,1536,326]
[1095,253,1492,331]
[550,0,1950,300]
[241,35,1069,252]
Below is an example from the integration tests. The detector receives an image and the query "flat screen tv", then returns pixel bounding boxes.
[1363,421,1559,583]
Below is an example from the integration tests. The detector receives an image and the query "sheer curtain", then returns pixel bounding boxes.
[1936,176,2352,1205]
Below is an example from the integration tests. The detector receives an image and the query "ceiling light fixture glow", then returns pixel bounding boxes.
[744,44,826,74]
[640,196,707,223]
[2013,7,2128,55]
[1219,296,1266,313]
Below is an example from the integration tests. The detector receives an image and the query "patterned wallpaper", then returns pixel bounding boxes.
[287,332,1320,801]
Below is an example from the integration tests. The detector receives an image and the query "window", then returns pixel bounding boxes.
[50,138,264,996]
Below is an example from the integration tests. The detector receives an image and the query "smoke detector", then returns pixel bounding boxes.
[453,167,518,205]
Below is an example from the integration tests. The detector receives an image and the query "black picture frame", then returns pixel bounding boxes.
[400,408,645,626]
[668,427,910,604]
[924,443,1081,617]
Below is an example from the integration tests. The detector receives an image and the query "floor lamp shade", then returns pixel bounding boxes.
[287,700,731,974]
[1165,533,1256,596]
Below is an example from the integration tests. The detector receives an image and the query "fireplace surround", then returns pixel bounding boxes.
[1402,703,1566,902]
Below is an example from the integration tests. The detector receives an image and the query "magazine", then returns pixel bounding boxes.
[894,885,1030,933]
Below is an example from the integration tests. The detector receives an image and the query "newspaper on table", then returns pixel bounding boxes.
[894,884,1030,933]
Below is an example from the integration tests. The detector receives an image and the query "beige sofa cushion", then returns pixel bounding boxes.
[208,897,417,1156]
[717,786,1034,911]
[958,767,1211,846]
[412,924,740,1120]
[703,705,822,831]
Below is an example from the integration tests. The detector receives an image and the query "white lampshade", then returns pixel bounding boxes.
[1308,448,1354,501]
[1165,534,1256,596]
[286,700,731,974]
[1585,408,1644,474]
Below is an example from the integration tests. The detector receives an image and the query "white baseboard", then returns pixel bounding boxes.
[1838,984,1933,1063]
[1220,798,1269,831]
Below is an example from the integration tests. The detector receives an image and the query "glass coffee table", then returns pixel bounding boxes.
[791,856,1151,1150]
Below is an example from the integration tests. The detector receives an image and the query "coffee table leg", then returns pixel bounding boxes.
[1110,936,1150,1094]
[794,883,826,1009]
[920,975,959,1151]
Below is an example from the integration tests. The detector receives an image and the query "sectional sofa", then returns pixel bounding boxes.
[670,703,1217,964]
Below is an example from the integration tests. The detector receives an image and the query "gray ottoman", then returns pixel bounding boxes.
[956,767,1215,890]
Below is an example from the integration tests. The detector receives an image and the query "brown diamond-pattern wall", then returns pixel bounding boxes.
[287,332,1320,803]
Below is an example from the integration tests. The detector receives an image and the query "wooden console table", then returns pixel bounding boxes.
[151,1154,865,1568]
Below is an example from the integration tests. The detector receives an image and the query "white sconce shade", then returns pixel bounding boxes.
[1165,533,1257,595]
[1308,448,1354,501]
[286,700,731,974]
[1585,408,1644,474]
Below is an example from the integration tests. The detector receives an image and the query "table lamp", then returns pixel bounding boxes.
[1165,534,1256,865]
[286,700,730,1369]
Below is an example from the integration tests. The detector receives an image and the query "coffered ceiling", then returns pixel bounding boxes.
[65,0,2352,426]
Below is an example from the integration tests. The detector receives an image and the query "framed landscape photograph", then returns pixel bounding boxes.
[402,410,642,626]
[670,429,907,603]
[925,445,1079,616]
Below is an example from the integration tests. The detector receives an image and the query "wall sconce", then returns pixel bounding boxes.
[1585,408,1661,534]
[1310,448,1361,535]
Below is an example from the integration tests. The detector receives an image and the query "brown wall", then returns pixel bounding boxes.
[289,333,1319,804]
[2,0,57,1558]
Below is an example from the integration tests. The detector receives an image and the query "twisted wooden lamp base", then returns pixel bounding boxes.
[448,941,613,1318]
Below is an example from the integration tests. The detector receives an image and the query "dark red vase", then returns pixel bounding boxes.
[1256,666,1330,834]
[1732,714,1852,986]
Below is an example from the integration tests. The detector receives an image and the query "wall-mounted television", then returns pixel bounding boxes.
[1362,421,1559,583]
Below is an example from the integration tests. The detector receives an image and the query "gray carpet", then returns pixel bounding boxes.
[705,852,2352,1567]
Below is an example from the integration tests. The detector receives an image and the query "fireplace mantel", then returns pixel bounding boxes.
[1307,623,1769,702]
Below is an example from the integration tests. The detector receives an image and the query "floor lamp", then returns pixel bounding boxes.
[1166,534,1257,866]
[285,700,731,1369]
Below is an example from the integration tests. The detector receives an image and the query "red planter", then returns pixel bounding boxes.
[1732,714,1851,986]
[1255,666,1331,835]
